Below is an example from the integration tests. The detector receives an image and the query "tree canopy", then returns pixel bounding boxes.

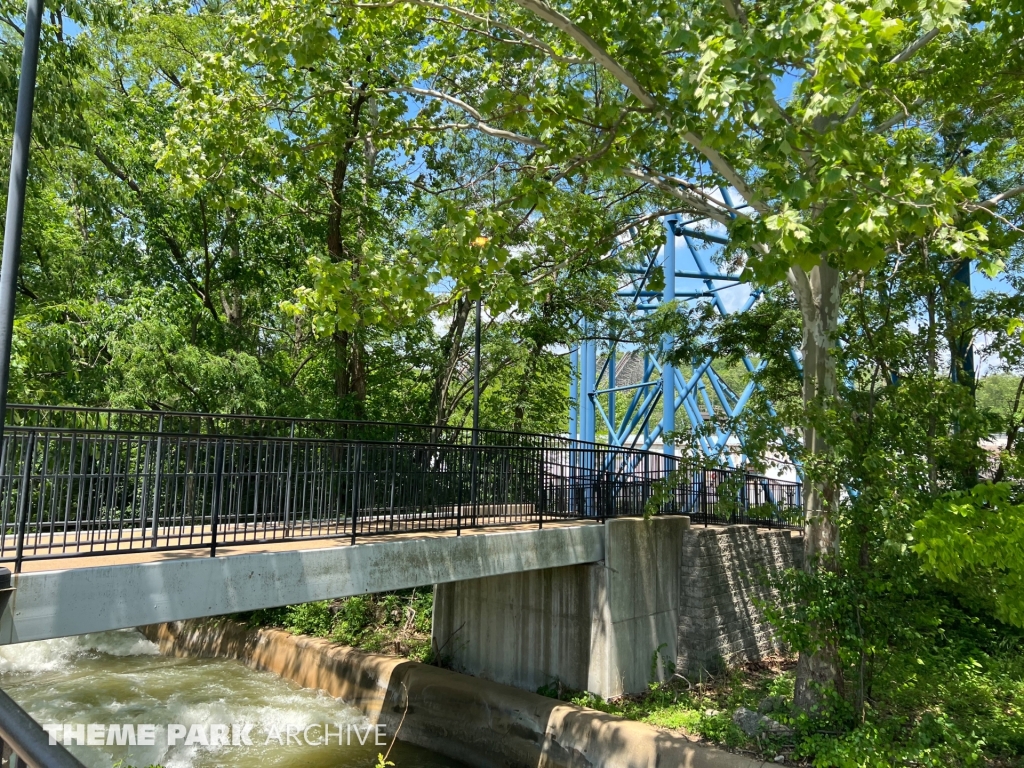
[0,0,1023,752]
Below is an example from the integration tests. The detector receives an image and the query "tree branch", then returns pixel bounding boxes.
[977,185,1024,209]
[786,264,816,328]
[94,148,142,193]
[508,0,767,213]
[721,0,748,25]
[359,0,586,64]
[395,86,546,146]
[872,97,924,133]
[621,168,736,225]
[95,147,221,324]
[424,15,590,64]
[887,28,940,66]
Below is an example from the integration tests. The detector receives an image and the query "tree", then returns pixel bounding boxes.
[340,0,1024,707]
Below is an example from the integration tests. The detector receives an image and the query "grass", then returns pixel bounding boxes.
[542,658,799,759]
[237,589,436,663]
[539,629,1024,768]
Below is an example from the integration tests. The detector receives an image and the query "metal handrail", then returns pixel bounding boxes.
[3,403,564,444]
[0,407,802,570]
[0,688,86,768]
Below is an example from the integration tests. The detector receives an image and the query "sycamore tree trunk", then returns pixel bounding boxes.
[788,258,844,711]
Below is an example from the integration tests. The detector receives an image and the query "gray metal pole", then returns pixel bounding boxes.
[472,297,481,445]
[0,0,45,449]
[0,686,87,768]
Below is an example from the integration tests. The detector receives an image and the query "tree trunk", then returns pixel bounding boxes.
[324,91,370,414]
[512,339,544,432]
[332,330,368,418]
[788,259,844,712]
[432,296,472,426]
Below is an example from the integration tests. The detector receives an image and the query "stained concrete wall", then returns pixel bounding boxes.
[144,618,767,768]
[676,525,802,676]
[432,515,688,698]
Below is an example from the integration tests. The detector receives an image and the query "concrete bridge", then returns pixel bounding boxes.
[0,406,802,697]
[0,516,801,698]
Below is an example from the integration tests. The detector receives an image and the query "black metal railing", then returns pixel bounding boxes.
[0,686,86,768]
[0,406,801,570]
[3,403,546,445]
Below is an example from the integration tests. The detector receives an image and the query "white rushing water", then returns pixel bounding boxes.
[0,629,462,768]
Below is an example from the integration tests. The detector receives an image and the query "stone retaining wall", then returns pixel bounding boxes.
[677,526,802,676]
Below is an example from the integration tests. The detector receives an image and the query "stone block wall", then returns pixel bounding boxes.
[676,526,802,676]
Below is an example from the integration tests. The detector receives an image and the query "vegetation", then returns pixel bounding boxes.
[2,0,1023,766]
[978,374,1024,433]
[238,590,436,663]
[545,596,1024,766]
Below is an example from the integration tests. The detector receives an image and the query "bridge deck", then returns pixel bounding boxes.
[1,520,608,644]
[13,518,596,573]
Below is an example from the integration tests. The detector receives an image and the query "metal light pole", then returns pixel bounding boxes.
[0,0,45,448]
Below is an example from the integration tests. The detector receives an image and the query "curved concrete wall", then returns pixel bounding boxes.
[142,619,764,768]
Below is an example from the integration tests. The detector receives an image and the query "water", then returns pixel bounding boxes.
[0,630,467,768]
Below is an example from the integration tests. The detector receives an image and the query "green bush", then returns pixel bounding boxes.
[236,589,435,662]
[285,601,334,637]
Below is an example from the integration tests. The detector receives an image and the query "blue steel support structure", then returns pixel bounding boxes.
[661,215,677,458]
[569,194,789,469]
[566,206,983,475]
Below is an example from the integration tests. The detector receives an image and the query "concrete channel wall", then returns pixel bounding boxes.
[142,619,765,768]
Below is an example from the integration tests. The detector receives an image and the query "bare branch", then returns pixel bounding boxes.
[977,185,1024,209]
[94,148,142,193]
[872,96,924,133]
[621,168,735,225]
[1,15,24,37]
[359,0,587,64]
[721,0,749,25]
[888,27,940,66]
[510,0,657,108]
[424,15,590,64]
[508,0,767,213]
[786,265,815,325]
[395,86,546,146]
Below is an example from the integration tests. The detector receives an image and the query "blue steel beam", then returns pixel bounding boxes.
[569,196,799,467]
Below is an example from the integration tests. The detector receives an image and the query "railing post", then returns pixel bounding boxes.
[139,430,152,546]
[210,437,225,557]
[537,442,544,529]
[456,447,464,537]
[701,467,709,527]
[350,443,362,546]
[742,470,750,523]
[149,414,163,548]
[282,421,295,535]
[13,430,35,574]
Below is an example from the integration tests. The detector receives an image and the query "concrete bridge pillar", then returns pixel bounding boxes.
[431,516,688,699]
